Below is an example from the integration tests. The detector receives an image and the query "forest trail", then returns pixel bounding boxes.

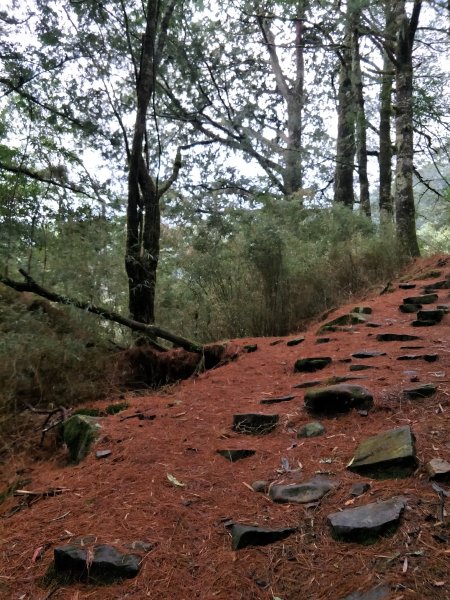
[1,254,450,600]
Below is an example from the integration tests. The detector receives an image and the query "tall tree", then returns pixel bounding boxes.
[394,0,421,256]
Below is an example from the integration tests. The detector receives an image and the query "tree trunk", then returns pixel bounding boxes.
[379,2,396,222]
[394,0,421,256]
[334,4,356,208]
[352,9,370,218]
[125,0,178,324]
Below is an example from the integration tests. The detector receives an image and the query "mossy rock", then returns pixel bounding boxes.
[62,415,101,463]
[105,402,129,415]
[73,408,102,417]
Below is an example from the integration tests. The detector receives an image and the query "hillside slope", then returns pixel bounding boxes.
[1,255,450,600]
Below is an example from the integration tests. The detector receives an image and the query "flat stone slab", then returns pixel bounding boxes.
[294,357,332,372]
[417,309,445,323]
[403,293,438,304]
[232,413,279,435]
[397,354,438,362]
[350,365,376,372]
[304,384,373,416]
[404,383,437,399]
[318,313,367,333]
[399,303,421,313]
[376,333,421,342]
[411,319,438,327]
[350,482,370,497]
[352,351,386,359]
[286,337,305,346]
[54,544,140,582]
[423,279,450,291]
[328,497,406,543]
[426,458,450,481]
[347,426,417,478]
[260,395,295,405]
[216,449,256,462]
[297,421,325,438]
[340,584,391,600]
[230,524,296,550]
[399,283,416,289]
[269,476,336,504]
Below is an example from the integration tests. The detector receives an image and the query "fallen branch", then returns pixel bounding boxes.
[0,269,204,354]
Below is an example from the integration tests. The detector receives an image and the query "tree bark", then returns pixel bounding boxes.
[0,270,203,354]
[125,0,178,324]
[379,1,396,221]
[394,0,421,256]
[352,9,370,218]
[334,4,356,208]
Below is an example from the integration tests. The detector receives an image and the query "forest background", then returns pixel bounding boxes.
[0,0,449,442]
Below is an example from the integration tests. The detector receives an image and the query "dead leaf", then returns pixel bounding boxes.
[402,557,408,573]
[167,474,185,487]
[433,581,445,587]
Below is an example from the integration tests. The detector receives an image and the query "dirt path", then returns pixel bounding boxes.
[1,255,450,600]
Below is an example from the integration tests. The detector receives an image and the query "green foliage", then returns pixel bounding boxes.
[156,203,406,341]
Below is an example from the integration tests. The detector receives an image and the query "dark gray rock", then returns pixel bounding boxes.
[243,344,258,353]
[397,354,438,362]
[54,544,140,581]
[269,476,336,504]
[260,395,295,405]
[350,482,370,497]
[347,426,417,478]
[423,279,450,291]
[417,309,445,323]
[230,524,296,550]
[399,283,416,289]
[352,351,386,359]
[297,421,325,438]
[350,365,376,372]
[286,337,305,347]
[403,293,438,305]
[316,337,333,344]
[294,356,332,372]
[318,313,367,334]
[399,303,421,313]
[404,383,437,399]
[328,497,406,542]
[340,584,391,600]
[304,384,373,416]
[232,413,279,435]
[293,379,324,389]
[217,449,256,462]
[426,458,450,481]
[376,333,421,342]
[251,480,269,493]
[411,319,438,327]
[365,322,382,328]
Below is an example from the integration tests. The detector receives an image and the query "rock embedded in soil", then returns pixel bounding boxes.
[316,337,333,344]
[260,394,295,405]
[350,482,370,497]
[399,282,416,289]
[62,415,101,464]
[328,497,406,543]
[399,303,421,313]
[243,344,258,353]
[376,333,421,342]
[350,365,376,372]
[417,309,445,323]
[230,524,296,550]
[403,293,438,305]
[347,426,417,478]
[404,383,437,399]
[304,384,373,416]
[251,480,269,493]
[216,449,256,462]
[232,413,279,435]
[297,421,325,438]
[318,313,367,333]
[269,476,336,504]
[423,279,450,291]
[294,356,332,373]
[95,450,112,459]
[53,544,140,582]
[293,379,324,389]
[351,351,386,359]
[286,337,305,346]
[340,583,391,600]
[397,354,438,362]
[352,306,373,314]
[426,458,450,481]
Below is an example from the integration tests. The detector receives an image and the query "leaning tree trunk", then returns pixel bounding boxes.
[334,5,356,208]
[379,1,396,222]
[394,0,421,257]
[125,0,178,324]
